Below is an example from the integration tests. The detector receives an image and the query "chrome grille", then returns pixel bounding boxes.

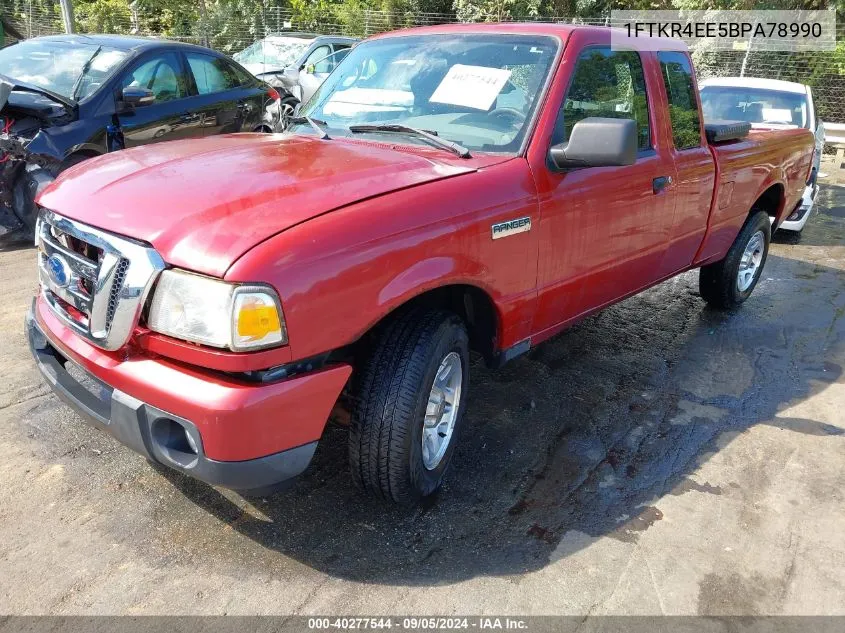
[36,209,165,351]
[106,258,130,326]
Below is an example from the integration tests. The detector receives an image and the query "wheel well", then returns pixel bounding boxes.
[753,183,784,224]
[67,149,100,161]
[356,285,500,365]
[61,150,100,171]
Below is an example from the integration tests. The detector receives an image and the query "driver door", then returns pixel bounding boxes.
[532,46,677,336]
[116,51,202,147]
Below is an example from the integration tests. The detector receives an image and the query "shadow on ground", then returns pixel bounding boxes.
[773,182,845,247]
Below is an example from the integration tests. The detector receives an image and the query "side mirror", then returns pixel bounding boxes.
[550,117,637,169]
[304,63,315,75]
[121,86,155,107]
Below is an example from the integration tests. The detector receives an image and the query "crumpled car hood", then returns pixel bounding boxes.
[37,133,477,277]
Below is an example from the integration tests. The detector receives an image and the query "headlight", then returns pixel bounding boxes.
[147,269,287,351]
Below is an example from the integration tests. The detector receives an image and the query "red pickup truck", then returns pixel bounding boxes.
[27,24,813,504]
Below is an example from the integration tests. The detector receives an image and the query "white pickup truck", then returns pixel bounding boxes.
[700,77,824,233]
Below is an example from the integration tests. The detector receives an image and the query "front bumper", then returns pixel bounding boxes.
[27,298,352,493]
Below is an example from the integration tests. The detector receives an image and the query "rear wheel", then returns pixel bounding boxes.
[279,96,299,131]
[699,209,771,309]
[349,308,469,504]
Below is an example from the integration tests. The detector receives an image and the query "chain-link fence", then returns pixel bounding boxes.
[2,0,844,127]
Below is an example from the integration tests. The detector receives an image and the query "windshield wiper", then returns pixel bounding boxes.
[348,124,471,158]
[290,115,330,139]
[71,46,102,101]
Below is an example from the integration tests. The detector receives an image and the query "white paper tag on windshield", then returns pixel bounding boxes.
[762,108,794,124]
[429,64,512,111]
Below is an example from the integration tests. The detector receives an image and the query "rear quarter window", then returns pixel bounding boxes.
[187,53,245,94]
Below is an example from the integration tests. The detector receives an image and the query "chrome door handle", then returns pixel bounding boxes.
[653,176,672,194]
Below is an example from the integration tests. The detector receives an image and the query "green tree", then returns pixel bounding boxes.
[75,0,132,33]
[454,0,541,22]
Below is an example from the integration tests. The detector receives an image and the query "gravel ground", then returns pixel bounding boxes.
[0,171,843,616]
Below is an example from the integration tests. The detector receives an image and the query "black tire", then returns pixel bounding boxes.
[12,154,90,230]
[12,171,42,231]
[699,209,771,310]
[349,307,470,504]
[279,96,299,131]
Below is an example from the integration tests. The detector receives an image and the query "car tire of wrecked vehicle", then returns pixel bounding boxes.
[279,96,299,131]
[12,154,88,233]
[349,307,470,504]
[699,210,772,310]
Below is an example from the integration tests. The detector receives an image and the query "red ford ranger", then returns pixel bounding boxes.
[27,24,813,504]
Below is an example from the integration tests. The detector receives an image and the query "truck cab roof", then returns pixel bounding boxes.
[370,22,689,52]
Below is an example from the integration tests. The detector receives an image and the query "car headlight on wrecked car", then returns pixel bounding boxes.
[147,269,287,351]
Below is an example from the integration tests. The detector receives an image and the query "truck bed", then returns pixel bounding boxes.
[697,127,813,265]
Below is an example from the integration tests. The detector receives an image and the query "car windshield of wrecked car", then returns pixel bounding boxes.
[234,37,312,69]
[293,34,559,154]
[0,39,128,101]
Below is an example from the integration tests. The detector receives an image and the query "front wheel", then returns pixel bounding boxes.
[349,308,470,504]
[699,209,771,310]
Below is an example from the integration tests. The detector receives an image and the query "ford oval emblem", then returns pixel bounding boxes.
[47,254,72,288]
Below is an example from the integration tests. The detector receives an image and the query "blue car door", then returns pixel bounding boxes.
[183,52,265,135]
[115,51,204,146]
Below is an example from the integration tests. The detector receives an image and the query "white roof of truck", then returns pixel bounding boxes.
[699,77,809,95]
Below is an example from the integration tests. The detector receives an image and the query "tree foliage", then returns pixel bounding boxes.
[453,0,540,22]
[2,0,844,116]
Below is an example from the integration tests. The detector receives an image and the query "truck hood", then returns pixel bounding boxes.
[37,133,477,277]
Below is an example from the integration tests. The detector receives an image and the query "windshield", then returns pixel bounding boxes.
[295,34,559,154]
[0,39,128,101]
[233,37,312,69]
[700,85,809,129]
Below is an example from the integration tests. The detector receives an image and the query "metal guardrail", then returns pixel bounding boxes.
[826,123,845,146]
[826,123,845,170]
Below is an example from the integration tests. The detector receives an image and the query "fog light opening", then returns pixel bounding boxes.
[184,430,199,455]
[151,417,199,458]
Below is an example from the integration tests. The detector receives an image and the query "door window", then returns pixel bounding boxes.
[187,53,243,95]
[227,60,256,86]
[555,47,651,151]
[658,51,702,150]
[334,47,352,66]
[304,45,332,73]
[121,53,187,102]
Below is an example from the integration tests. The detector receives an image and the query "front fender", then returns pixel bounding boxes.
[379,257,462,305]
[225,157,540,362]
[21,128,64,162]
